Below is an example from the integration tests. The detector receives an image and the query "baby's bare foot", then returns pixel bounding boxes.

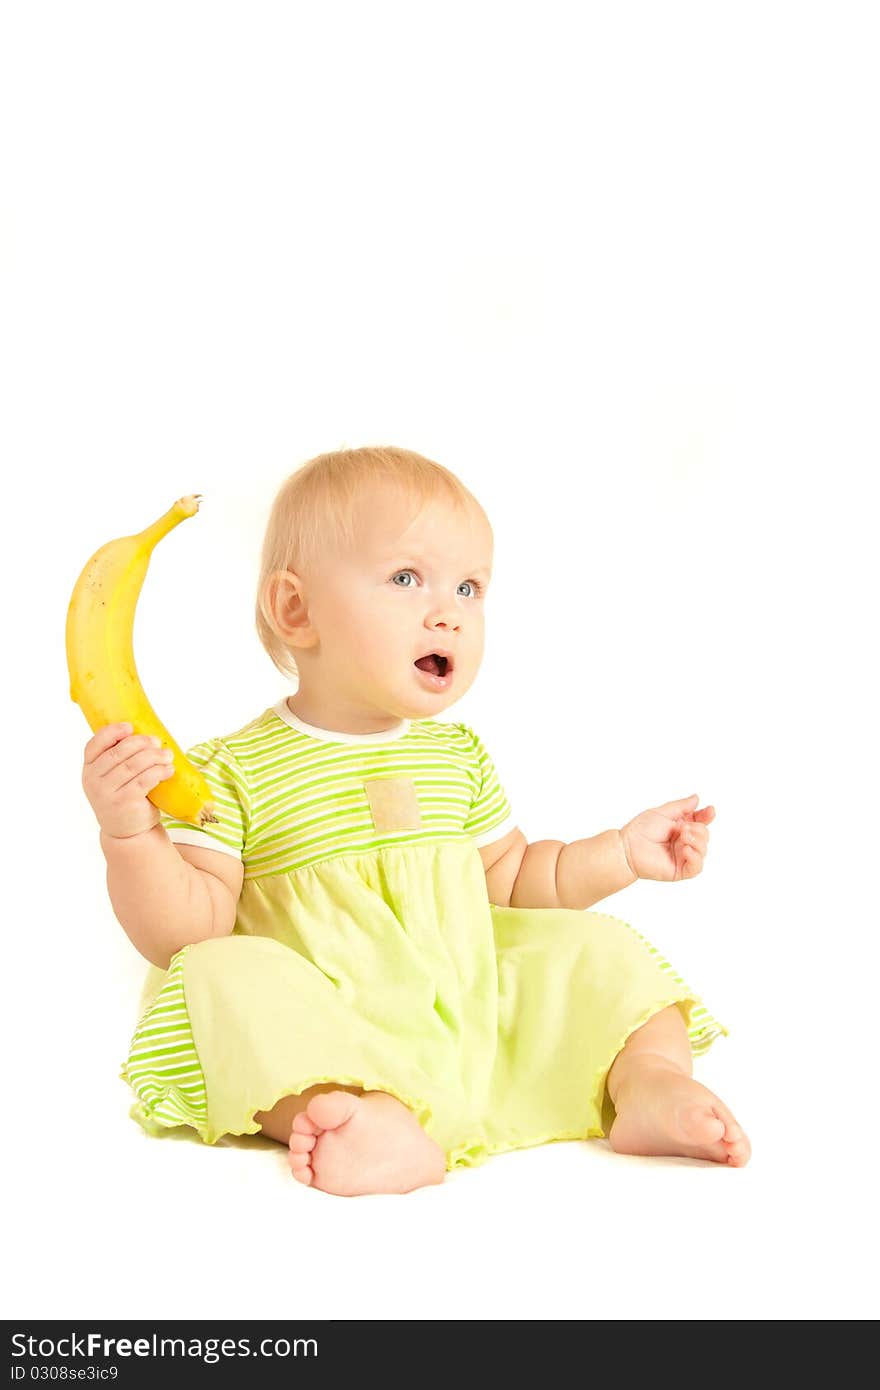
[287,1089,447,1195]
[609,1061,751,1166]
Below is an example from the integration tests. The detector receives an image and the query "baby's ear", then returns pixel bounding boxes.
[261,569,314,642]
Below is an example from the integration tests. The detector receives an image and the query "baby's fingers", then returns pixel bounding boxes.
[679,824,709,855]
[676,836,703,875]
[103,741,174,795]
[680,850,701,878]
[127,760,177,795]
[83,722,134,765]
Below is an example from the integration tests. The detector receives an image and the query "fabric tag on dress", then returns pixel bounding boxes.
[363,776,422,832]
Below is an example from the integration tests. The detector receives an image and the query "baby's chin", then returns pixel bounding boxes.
[404,676,474,717]
[366,657,477,719]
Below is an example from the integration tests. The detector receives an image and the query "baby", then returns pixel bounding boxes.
[82,445,750,1195]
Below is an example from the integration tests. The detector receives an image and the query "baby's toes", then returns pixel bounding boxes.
[723,1125,752,1167]
[289,1131,316,1155]
[288,1150,314,1184]
[305,1090,360,1131]
[292,1109,321,1138]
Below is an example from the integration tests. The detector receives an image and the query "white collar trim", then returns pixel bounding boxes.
[272,698,411,745]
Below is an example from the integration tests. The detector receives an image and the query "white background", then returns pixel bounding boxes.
[2,1,877,1322]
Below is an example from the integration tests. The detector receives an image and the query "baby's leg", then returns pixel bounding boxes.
[255,1087,446,1196]
[604,1005,751,1165]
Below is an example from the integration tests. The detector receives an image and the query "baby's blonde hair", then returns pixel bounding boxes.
[255,444,489,680]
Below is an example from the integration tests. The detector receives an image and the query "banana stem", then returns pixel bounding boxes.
[137,495,202,552]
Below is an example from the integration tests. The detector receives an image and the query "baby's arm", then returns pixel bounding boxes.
[82,723,242,969]
[481,828,636,911]
[102,829,242,970]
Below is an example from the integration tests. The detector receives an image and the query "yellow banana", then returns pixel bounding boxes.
[66,494,219,828]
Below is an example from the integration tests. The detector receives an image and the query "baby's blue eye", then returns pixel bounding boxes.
[390,570,483,598]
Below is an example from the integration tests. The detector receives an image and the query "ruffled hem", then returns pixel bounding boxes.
[121,1029,728,1172]
[444,1124,607,1170]
[121,1064,436,1149]
[120,1058,602,1171]
[121,1064,606,1172]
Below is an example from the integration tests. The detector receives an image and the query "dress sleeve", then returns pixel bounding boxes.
[458,724,518,848]
[159,738,249,860]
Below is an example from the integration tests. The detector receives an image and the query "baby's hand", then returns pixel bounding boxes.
[619,794,715,883]
[81,724,176,840]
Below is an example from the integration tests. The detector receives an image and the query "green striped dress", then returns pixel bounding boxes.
[121,698,727,1168]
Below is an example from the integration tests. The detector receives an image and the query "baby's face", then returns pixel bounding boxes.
[304,486,493,721]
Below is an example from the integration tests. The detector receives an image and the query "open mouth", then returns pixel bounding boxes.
[414,653,450,677]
